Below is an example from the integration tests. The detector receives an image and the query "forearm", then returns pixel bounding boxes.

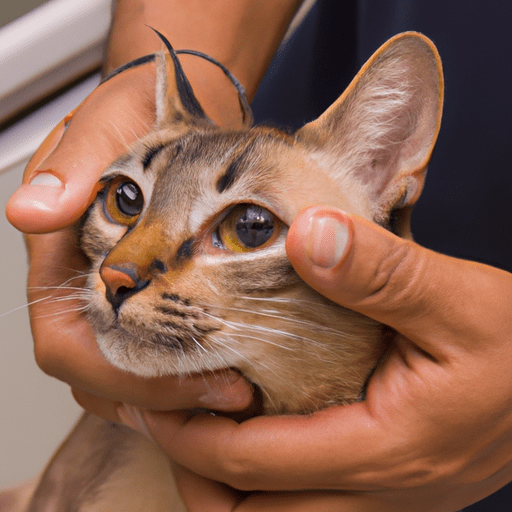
[105,0,303,125]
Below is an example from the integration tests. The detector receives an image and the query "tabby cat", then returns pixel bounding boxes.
[5,31,443,511]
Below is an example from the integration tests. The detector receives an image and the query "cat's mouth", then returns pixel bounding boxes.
[93,317,234,378]
[105,317,217,352]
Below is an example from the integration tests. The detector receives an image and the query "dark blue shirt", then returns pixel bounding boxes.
[252,2,512,510]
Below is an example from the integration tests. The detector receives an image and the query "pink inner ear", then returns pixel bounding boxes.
[296,33,443,216]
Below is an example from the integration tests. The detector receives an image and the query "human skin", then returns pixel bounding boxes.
[135,208,512,511]
[6,0,303,416]
[7,1,512,510]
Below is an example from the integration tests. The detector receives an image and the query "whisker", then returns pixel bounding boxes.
[238,295,321,306]
[109,120,130,151]
[216,304,348,336]
[33,305,89,320]
[28,272,94,293]
[45,295,90,304]
[209,334,280,376]
[226,331,295,351]
[226,319,344,357]
[28,286,88,292]
[0,295,54,318]
[191,335,208,354]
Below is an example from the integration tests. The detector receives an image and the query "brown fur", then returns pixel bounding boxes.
[5,32,443,510]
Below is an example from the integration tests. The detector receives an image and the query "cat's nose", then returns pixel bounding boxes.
[100,265,149,313]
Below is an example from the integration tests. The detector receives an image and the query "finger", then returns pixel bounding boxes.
[155,426,512,512]
[172,463,244,512]
[141,404,403,492]
[25,228,252,411]
[6,63,156,234]
[141,334,512,494]
[71,388,123,423]
[234,492,399,512]
[70,366,253,425]
[285,206,512,358]
[173,463,397,512]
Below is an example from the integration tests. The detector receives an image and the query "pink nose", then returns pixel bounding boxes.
[100,265,137,297]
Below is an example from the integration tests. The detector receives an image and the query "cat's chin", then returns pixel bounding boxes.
[94,329,231,378]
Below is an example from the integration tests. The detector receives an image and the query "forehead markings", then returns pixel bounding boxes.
[142,141,185,172]
[215,136,259,194]
[142,144,165,170]
[215,130,296,195]
[182,135,252,234]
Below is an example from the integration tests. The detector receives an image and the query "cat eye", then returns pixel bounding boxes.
[104,176,144,227]
[213,204,279,252]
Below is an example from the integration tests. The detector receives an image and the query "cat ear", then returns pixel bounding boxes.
[297,32,443,235]
[152,30,212,128]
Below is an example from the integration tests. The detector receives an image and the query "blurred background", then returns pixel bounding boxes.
[1,1,46,25]
[0,0,110,489]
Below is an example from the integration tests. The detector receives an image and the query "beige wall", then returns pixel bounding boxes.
[0,162,81,490]
[0,1,49,28]
[0,1,107,490]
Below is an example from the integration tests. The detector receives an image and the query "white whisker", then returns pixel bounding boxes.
[0,295,54,318]
[33,305,89,320]
[191,336,208,354]
[226,331,295,352]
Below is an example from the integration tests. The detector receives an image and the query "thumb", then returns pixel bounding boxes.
[285,206,512,359]
[6,63,156,234]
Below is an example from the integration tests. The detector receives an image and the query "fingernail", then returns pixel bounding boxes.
[307,213,351,268]
[117,404,154,441]
[29,172,63,188]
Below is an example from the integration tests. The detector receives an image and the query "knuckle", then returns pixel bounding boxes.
[219,453,257,490]
[384,457,462,489]
[361,239,424,312]
[216,441,264,491]
[33,340,56,375]
[33,333,64,378]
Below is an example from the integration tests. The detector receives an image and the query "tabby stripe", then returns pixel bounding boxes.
[176,238,195,261]
[216,139,257,193]
[142,145,165,170]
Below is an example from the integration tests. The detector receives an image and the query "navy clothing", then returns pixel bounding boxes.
[251,1,512,510]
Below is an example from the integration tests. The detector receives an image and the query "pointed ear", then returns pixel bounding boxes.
[298,32,444,235]
[152,30,212,129]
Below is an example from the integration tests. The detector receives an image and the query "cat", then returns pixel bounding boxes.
[3,31,443,511]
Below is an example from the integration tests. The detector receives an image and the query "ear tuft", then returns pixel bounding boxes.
[151,29,211,128]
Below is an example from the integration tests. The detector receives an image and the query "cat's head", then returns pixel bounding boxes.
[80,32,443,414]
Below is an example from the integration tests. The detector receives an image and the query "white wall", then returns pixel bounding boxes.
[0,0,48,28]
[0,161,82,489]
[0,0,111,488]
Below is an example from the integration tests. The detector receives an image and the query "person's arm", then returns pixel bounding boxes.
[127,206,512,512]
[6,0,302,418]
[105,0,301,124]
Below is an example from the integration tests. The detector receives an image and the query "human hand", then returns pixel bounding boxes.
[5,62,253,420]
[128,206,512,512]
[5,0,304,422]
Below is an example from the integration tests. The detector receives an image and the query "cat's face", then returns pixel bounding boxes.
[80,32,443,414]
[81,126,384,414]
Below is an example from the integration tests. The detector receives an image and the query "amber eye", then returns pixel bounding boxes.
[104,176,144,226]
[213,204,279,252]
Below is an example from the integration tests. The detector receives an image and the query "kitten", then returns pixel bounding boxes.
[80,31,443,416]
[10,31,443,511]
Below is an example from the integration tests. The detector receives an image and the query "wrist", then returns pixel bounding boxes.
[105,0,302,126]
